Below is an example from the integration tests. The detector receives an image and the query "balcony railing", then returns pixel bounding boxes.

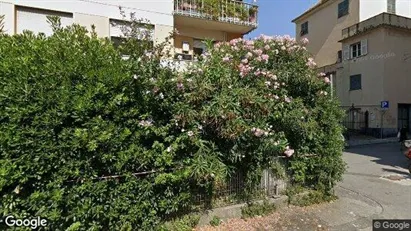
[173,0,258,27]
[342,13,411,39]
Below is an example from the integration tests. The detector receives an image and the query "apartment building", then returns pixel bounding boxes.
[0,0,258,60]
[293,0,411,137]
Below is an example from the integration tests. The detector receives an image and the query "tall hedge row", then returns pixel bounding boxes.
[0,19,345,230]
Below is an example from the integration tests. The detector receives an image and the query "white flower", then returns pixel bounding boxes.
[159,93,164,99]
[133,74,139,79]
[150,78,156,82]
[198,125,203,130]
[265,81,271,87]
[187,78,193,82]
[166,146,172,152]
[228,85,232,89]
[177,55,183,60]
[145,90,150,94]
[187,131,194,137]
[181,129,185,132]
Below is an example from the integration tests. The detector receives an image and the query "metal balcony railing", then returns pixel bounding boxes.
[342,13,411,39]
[173,0,258,27]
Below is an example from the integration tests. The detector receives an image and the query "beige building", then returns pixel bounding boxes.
[293,0,411,137]
[0,0,258,61]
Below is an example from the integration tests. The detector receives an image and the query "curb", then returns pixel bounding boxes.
[197,196,288,226]
[347,139,398,148]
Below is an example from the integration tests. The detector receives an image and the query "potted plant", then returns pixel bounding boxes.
[249,6,258,23]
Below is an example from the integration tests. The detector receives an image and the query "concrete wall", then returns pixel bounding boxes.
[337,27,411,136]
[74,13,109,38]
[1,0,173,43]
[174,26,241,55]
[382,27,411,129]
[0,2,15,35]
[1,0,173,26]
[359,0,386,21]
[294,0,360,67]
[360,0,411,21]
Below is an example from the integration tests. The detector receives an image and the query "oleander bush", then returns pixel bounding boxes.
[0,15,345,230]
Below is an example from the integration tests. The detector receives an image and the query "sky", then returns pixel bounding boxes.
[247,0,317,39]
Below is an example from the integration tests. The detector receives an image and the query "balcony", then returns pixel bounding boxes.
[342,13,411,40]
[173,0,258,34]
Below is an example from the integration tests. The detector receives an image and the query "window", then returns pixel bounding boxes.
[387,0,396,14]
[193,39,207,56]
[300,21,308,36]
[337,50,342,63]
[343,39,367,60]
[350,42,361,58]
[16,6,73,36]
[338,0,349,18]
[350,74,362,90]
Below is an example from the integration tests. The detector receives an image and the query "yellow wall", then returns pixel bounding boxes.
[174,26,241,55]
[294,0,360,67]
[74,13,109,37]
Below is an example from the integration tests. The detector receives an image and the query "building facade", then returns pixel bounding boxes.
[0,0,258,59]
[293,0,411,137]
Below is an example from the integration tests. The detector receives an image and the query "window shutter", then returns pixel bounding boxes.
[16,7,72,36]
[361,39,368,55]
[343,45,350,60]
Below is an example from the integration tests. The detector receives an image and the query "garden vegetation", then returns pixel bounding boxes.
[0,15,346,230]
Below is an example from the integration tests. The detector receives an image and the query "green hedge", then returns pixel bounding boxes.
[0,18,346,230]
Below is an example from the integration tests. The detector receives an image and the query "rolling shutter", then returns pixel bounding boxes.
[16,7,73,36]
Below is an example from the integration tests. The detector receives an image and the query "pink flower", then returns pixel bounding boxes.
[264,45,270,50]
[301,37,309,45]
[306,57,316,68]
[284,146,295,157]
[254,70,261,76]
[177,83,184,90]
[318,72,326,77]
[324,77,331,84]
[284,96,292,103]
[253,49,263,56]
[223,56,230,62]
[261,54,269,62]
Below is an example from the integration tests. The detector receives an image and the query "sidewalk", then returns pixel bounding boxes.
[347,134,398,147]
[195,186,382,231]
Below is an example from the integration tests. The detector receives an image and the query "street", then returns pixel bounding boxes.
[312,143,411,230]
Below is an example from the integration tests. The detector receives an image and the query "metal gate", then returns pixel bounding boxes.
[342,106,368,134]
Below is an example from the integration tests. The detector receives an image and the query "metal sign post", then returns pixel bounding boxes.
[380,101,389,139]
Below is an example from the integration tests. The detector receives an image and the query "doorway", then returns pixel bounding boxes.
[398,104,411,133]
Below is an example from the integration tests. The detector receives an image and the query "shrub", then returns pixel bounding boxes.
[0,16,345,231]
[0,18,199,230]
[174,36,346,194]
[209,215,222,226]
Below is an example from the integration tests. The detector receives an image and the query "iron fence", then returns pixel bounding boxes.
[341,108,369,135]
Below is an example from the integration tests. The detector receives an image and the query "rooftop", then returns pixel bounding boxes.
[341,13,411,41]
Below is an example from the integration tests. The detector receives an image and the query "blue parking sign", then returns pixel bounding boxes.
[381,101,389,109]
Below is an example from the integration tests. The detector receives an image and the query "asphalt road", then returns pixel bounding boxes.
[328,143,411,230]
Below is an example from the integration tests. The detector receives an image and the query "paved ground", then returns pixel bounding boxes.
[198,143,411,231]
